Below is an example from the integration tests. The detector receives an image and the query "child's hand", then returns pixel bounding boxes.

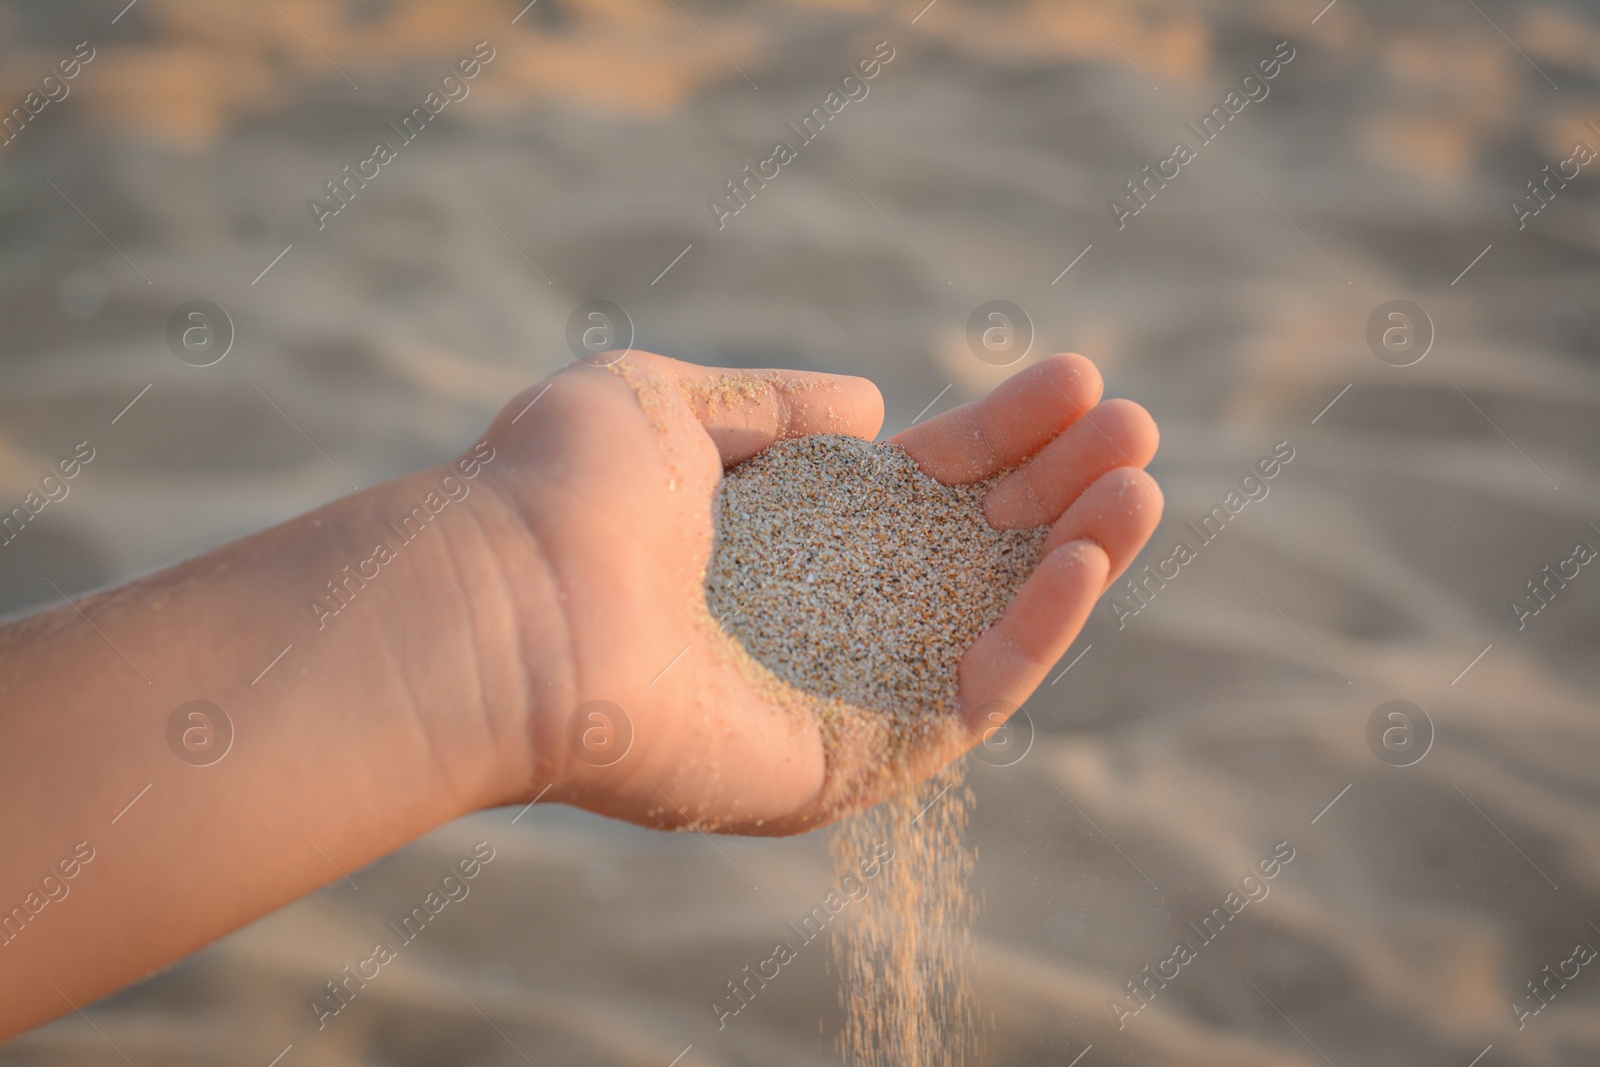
[0,350,1159,1036]
[452,351,1161,834]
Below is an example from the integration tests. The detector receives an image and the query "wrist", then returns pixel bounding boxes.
[381,446,572,813]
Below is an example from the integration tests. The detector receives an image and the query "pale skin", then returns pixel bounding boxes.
[0,350,1161,1041]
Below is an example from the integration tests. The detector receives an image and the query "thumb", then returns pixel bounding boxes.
[621,353,886,466]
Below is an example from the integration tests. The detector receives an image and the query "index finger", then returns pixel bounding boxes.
[889,353,1103,484]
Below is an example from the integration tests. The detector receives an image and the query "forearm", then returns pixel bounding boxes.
[0,452,552,1040]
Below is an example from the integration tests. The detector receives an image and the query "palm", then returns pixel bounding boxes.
[481,352,1160,835]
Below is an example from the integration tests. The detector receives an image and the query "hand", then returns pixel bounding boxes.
[459,351,1161,834]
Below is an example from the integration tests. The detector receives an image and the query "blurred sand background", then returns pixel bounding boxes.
[1,0,1598,1063]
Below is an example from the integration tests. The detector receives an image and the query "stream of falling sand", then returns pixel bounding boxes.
[832,766,978,1067]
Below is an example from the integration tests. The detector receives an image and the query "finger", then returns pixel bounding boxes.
[626,352,886,466]
[1040,467,1165,590]
[958,539,1109,728]
[890,353,1103,484]
[983,399,1160,529]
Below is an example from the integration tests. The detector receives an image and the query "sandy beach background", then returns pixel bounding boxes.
[1,0,1598,1063]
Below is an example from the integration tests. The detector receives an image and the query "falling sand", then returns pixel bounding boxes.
[706,433,1045,1066]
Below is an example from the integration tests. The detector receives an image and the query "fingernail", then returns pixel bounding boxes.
[1050,538,1105,566]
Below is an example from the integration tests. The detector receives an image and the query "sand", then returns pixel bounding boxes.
[3,2,1597,1066]
[705,434,1043,739]
[706,434,1039,1066]
[831,770,979,1067]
